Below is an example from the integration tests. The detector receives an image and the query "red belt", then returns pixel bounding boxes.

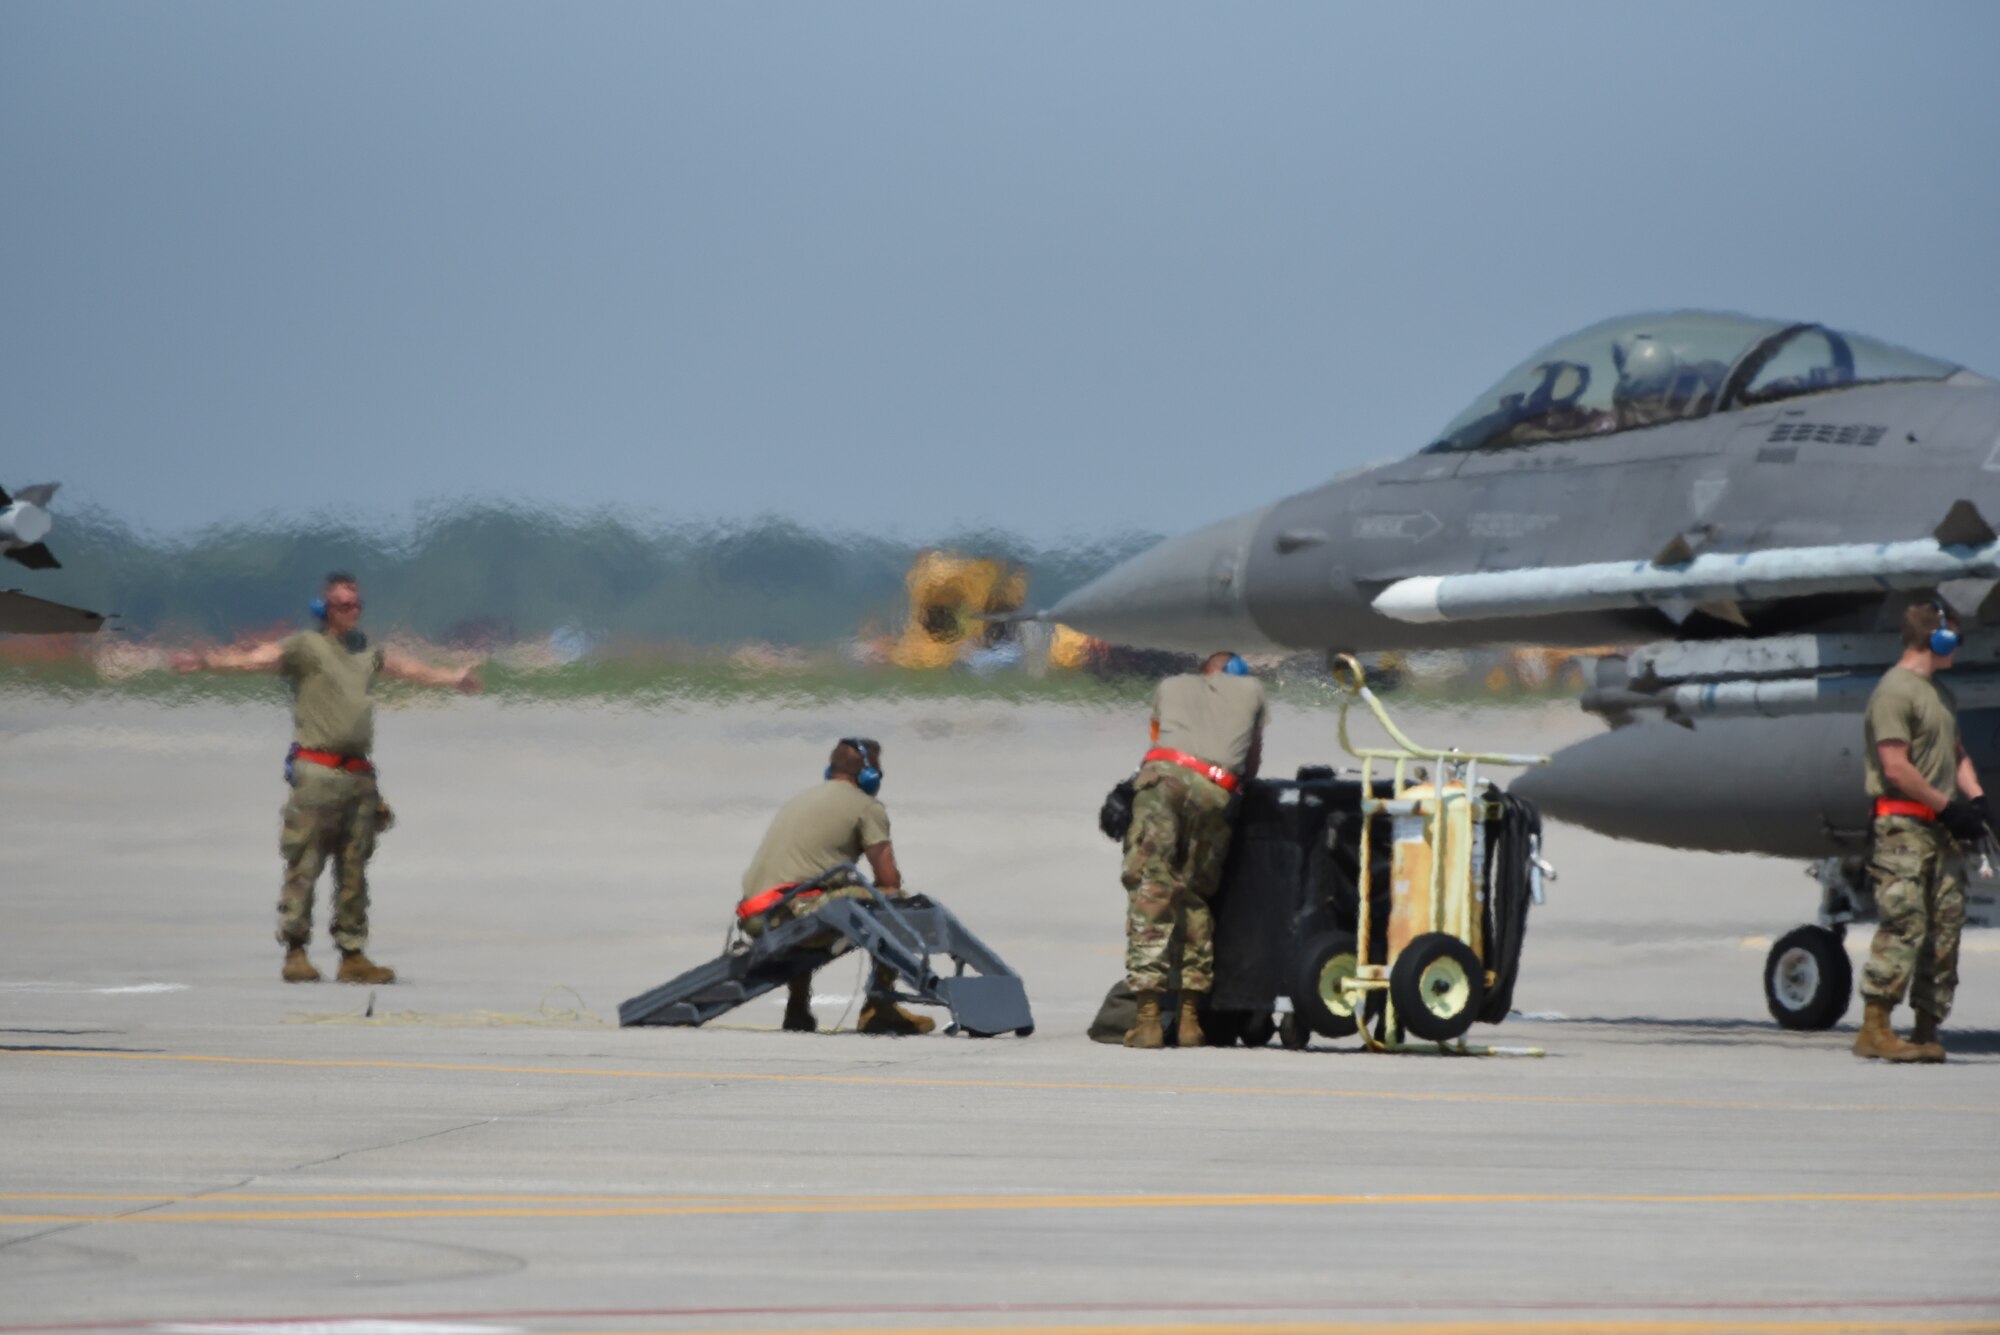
[1143,747,1241,793]
[737,883,822,921]
[295,748,375,776]
[1874,797,1937,822]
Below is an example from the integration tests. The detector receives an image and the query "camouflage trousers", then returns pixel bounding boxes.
[1121,760,1235,994]
[1860,815,1966,1021]
[278,763,385,953]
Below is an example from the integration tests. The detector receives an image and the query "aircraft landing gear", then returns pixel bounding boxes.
[1763,857,1869,1031]
[1764,924,1851,1030]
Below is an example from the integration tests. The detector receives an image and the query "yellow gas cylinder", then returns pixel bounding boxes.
[1387,782,1479,960]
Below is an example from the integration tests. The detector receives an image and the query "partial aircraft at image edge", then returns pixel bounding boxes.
[1043,309,2000,1030]
[0,482,108,635]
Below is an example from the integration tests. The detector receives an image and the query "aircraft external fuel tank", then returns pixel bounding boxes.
[1511,714,1873,859]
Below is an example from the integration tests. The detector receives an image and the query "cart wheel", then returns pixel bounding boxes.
[1763,925,1851,1031]
[1239,1010,1276,1047]
[1278,1012,1313,1049]
[1389,933,1484,1043]
[1292,931,1363,1039]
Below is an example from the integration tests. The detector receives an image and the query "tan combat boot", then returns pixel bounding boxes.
[858,999,935,1035]
[782,976,818,1033]
[336,950,396,985]
[281,947,320,984]
[1176,992,1207,1048]
[1910,1011,1948,1063]
[858,965,934,1035]
[1852,998,1926,1063]
[1124,990,1165,1049]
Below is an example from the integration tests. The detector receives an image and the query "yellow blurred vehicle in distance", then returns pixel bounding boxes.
[888,550,1028,670]
[881,550,1098,673]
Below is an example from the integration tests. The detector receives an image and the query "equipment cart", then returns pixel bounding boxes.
[1200,657,1550,1054]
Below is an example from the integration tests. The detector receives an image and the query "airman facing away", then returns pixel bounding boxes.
[1121,651,1268,1049]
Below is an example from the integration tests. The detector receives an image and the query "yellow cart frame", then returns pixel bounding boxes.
[1326,654,1550,1056]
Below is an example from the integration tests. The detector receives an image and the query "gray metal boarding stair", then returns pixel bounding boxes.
[618,868,1034,1037]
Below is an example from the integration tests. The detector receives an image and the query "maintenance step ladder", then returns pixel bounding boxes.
[619,869,1034,1037]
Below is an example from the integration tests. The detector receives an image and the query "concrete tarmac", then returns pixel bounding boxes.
[3,692,1998,1335]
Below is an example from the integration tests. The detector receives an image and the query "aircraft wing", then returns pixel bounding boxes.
[5,542,61,571]
[0,588,107,634]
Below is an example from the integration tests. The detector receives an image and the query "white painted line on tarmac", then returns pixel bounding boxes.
[156,1322,516,1335]
[0,982,188,994]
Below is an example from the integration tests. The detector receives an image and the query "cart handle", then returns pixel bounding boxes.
[1329,654,1549,770]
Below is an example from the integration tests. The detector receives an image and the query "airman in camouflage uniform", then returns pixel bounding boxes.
[1120,651,1268,1049]
[1123,764,1232,994]
[173,572,480,984]
[1854,601,1987,1063]
[737,739,934,1036]
[1860,816,1965,1026]
[278,756,386,965]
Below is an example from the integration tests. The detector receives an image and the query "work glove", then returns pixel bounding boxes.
[1938,798,1991,845]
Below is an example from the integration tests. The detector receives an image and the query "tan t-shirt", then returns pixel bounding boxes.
[740,779,893,898]
[1152,673,1269,773]
[1864,665,1959,800]
[279,630,386,755]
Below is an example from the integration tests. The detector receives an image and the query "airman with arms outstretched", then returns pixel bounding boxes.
[172,572,480,984]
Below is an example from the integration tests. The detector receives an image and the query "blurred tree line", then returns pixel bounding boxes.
[28,504,1158,646]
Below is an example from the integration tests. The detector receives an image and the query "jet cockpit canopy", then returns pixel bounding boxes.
[1425,310,1959,455]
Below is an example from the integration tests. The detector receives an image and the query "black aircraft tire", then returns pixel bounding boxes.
[1239,1010,1276,1048]
[1764,925,1852,1031]
[1292,931,1364,1039]
[1390,933,1485,1044]
[1278,1012,1313,1049]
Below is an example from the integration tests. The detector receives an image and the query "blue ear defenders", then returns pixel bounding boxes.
[309,596,328,622]
[1223,654,1250,676]
[826,737,883,796]
[1930,601,1962,657]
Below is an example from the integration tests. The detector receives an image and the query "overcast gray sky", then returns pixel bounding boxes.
[5,2,1998,541]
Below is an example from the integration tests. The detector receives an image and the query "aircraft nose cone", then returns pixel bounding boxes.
[1046,505,1279,653]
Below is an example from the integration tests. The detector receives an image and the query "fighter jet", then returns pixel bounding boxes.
[0,482,107,634]
[1045,310,2000,1028]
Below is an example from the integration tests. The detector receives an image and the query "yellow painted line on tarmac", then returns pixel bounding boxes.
[8,1047,1999,1116]
[3,1188,1998,1226]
